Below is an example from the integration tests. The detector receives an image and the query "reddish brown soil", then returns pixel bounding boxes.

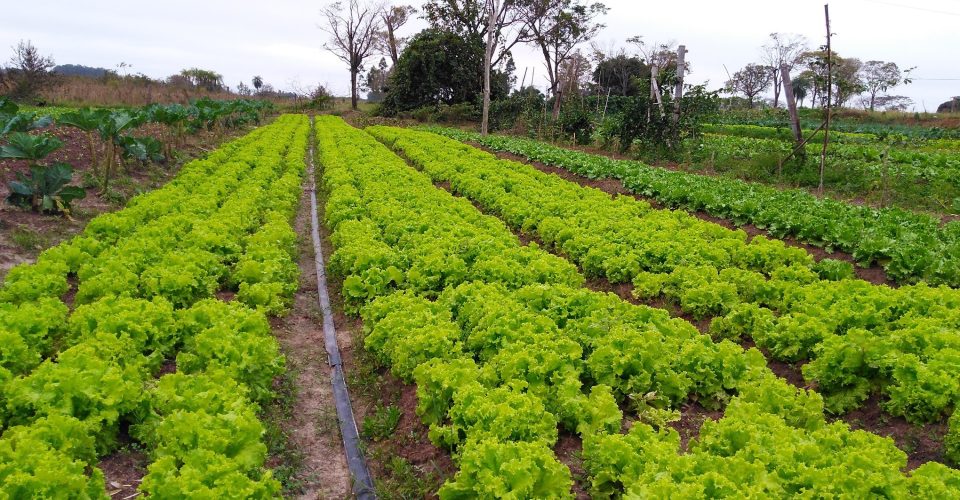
[834,396,949,471]
[98,424,148,499]
[668,401,725,451]
[554,433,590,500]
[100,449,148,499]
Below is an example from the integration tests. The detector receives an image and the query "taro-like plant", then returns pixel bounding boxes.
[58,108,110,177]
[0,98,53,138]
[2,132,85,214]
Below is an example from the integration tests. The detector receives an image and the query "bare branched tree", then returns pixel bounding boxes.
[761,33,807,108]
[380,4,417,66]
[320,0,383,110]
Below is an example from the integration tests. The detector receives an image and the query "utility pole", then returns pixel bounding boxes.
[673,45,687,124]
[819,4,832,195]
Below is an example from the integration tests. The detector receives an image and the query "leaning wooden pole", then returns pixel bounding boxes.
[780,64,803,145]
[818,4,832,195]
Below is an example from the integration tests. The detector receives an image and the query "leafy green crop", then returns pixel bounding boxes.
[426,126,960,286]
[318,116,960,496]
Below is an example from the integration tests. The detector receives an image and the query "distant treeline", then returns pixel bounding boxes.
[52,64,110,78]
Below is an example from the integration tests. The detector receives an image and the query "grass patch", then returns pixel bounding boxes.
[10,226,47,252]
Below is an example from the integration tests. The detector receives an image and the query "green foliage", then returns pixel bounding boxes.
[0,115,308,497]
[428,126,960,287]
[316,115,960,496]
[438,439,573,499]
[380,29,506,116]
[947,412,960,464]
[361,405,401,441]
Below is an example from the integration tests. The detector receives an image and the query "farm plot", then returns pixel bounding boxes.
[371,126,960,432]
[319,115,960,497]
[0,114,308,497]
[428,127,960,287]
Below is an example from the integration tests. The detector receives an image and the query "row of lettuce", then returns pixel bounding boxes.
[698,133,960,213]
[374,126,960,433]
[0,115,307,497]
[703,123,960,153]
[429,127,960,287]
[319,115,960,497]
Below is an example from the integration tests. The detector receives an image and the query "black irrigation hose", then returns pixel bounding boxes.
[307,117,376,499]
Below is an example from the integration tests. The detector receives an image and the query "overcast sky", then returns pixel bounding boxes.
[3,0,958,110]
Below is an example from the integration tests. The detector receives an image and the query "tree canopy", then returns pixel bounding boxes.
[380,28,509,114]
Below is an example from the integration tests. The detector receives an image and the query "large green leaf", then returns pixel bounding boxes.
[0,132,63,160]
[57,186,87,204]
[42,162,75,192]
[7,180,33,196]
[58,109,109,132]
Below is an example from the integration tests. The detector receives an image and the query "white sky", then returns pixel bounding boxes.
[2,0,958,110]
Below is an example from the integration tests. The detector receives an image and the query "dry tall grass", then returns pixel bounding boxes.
[40,76,237,107]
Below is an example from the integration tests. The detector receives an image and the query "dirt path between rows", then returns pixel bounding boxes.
[269,182,352,499]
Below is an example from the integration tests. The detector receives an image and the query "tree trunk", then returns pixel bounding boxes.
[481,0,498,136]
[350,69,358,110]
[672,45,686,125]
[386,23,399,66]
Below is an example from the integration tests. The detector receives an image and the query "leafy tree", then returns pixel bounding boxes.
[760,33,808,108]
[422,0,488,39]
[792,72,814,107]
[237,82,252,96]
[252,75,263,93]
[592,53,648,96]
[381,29,506,114]
[859,60,912,111]
[179,68,224,92]
[2,40,57,101]
[800,50,864,108]
[363,57,390,102]
[320,0,383,110]
[480,0,529,135]
[518,0,608,118]
[725,63,773,108]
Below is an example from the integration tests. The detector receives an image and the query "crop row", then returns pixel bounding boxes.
[369,126,960,449]
[703,123,960,154]
[427,127,960,287]
[319,116,959,496]
[0,114,308,497]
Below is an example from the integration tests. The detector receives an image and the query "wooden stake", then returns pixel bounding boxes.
[819,4,832,195]
[673,45,686,124]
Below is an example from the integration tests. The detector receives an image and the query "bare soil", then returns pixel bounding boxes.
[100,449,148,499]
[265,184,351,499]
[316,161,455,498]
[834,395,949,472]
[98,424,148,499]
